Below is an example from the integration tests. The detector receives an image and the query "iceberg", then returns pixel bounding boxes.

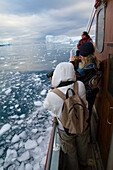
[45,35,71,44]
[0,41,10,46]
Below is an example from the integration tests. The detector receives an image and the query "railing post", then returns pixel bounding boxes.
[45,117,58,170]
[53,129,60,151]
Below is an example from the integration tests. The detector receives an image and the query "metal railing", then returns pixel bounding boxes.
[44,117,60,170]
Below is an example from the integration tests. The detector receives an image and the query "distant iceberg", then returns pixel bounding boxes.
[45,35,95,44]
[0,41,10,46]
[45,35,71,44]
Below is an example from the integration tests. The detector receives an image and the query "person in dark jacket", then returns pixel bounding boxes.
[71,42,100,123]
[77,31,93,50]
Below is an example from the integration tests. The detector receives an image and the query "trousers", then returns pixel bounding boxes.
[58,128,90,170]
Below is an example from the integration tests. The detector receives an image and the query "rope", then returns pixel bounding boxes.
[86,7,95,31]
[88,9,97,34]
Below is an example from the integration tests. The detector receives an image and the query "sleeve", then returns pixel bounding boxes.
[77,40,81,49]
[43,91,64,117]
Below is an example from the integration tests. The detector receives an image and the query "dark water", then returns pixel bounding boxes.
[0,42,75,169]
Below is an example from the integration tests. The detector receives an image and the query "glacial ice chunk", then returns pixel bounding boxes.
[18,162,24,170]
[0,123,11,137]
[34,101,42,106]
[19,131,26,139]
[5,88,11,95]
[25,163,33,170]
[18,151,30,162]
[33,163,40,170]
[4,149,17,168]
[20,114,25,118]
[31,129,38,134]
[40,90,47,96]
[11,134,20,143]
[25,139,37,150]
[0,148,4,156]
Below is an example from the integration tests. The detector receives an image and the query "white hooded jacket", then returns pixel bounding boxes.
[43,62,88,131]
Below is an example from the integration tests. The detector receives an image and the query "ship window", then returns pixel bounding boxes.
[108,54,113,98]
[96,6,105,53]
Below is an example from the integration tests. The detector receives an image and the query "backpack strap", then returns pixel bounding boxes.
[51,88,66,100]
[74,81,78,95]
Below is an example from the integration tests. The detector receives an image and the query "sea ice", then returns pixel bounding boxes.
[17,120,24,124]
[11,115,19,119]
[0,123,11,137]
[25,163,33,170]
[18,162,24,170]
[27,119,32,124]
[19,141,24,148]
[11,134,20,143]
[40,89,47,96]
[37,136,43,144]
[13,143,19,149]
[18,151,30,162]
[31,129,38,134]
[25,139,37,150]
[0,148,4,156]
[33,163,40,170]
[19,131,26,139]
[15,104,19,108]
[0,158,4,164]
[0,167,3,170]
[5,88,11,95]
[4,149,17,168]
[20,114,25,118]
[34,101,42,106]
[12,125,18,130]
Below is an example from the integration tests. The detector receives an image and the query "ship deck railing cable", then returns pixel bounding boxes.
[44,117,58,170]
[86,6,97,34]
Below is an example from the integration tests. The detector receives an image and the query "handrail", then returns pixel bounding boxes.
[44,117,58,170]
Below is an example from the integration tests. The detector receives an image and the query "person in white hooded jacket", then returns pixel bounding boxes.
[43,62,89,170]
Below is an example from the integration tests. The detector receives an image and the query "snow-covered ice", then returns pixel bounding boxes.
[18,151,30,162]
[34,101,42,106]
[40,89,47,96]
[31,129,38,134]
[11,134,20,143]
[4,149,17,168]
[25,139,37,150]
[0,123,11,137]
[19,131,26,139]
[25,163,33,170]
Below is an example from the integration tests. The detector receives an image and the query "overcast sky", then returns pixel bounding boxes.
[0,0,95,42]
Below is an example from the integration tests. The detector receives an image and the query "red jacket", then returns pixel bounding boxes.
[77,35,92,49]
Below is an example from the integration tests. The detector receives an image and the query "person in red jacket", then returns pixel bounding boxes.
[77,31,93,50]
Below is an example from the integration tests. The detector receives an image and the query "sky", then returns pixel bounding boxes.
[0,0,95,43]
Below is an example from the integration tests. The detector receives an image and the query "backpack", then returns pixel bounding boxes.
[51,82,89,135]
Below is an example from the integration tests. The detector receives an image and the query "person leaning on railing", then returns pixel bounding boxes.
[44,62,89,170]
[70,42,100,124]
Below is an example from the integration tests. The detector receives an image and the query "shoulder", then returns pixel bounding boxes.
[77,80,85,90]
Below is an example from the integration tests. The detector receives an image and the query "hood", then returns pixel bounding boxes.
[52,62,76,88]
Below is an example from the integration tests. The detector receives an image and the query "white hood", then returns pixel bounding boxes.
[52,62,76,87]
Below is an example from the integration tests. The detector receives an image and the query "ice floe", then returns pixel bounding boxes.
[11,134,20,143]
[40,89,47,95]
[0,123,11,137]
[34,101,42,106]
[25,139,37,150]
[18,151,30,162]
